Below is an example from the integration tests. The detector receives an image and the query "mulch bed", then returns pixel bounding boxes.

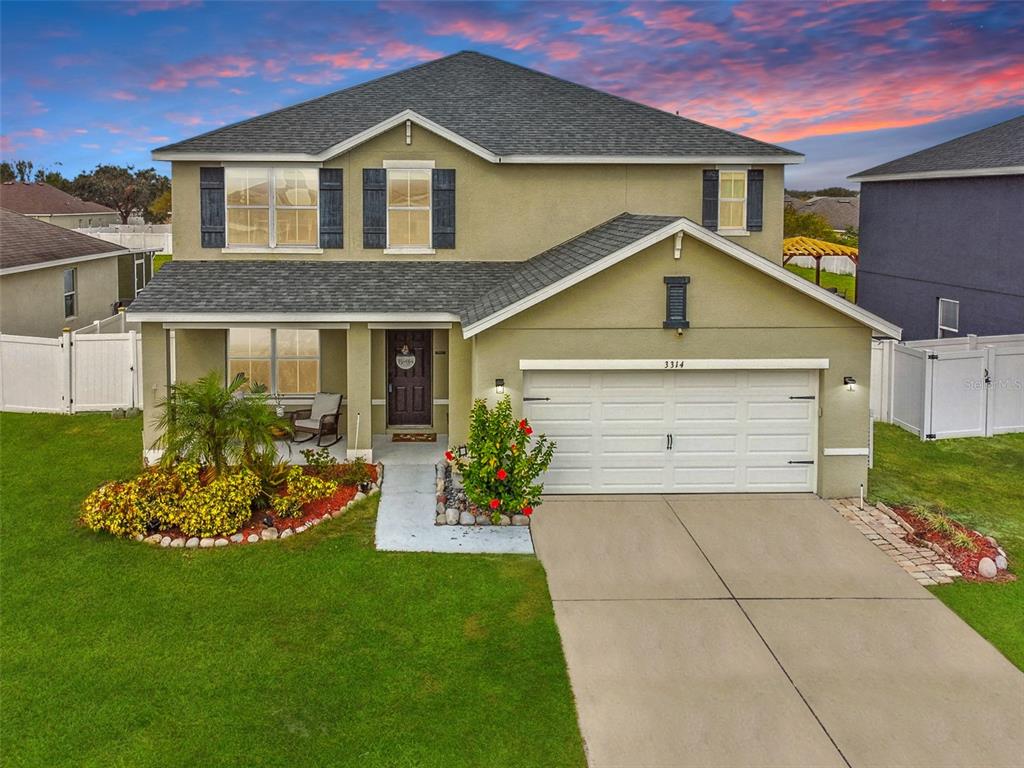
[891,505,1013,582]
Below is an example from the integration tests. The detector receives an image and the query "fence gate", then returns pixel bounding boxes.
[926,349,988,439]
[71,332,138,412]
[0,334,69,413]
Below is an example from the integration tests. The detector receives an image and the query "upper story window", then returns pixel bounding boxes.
[387,168,431,249]
[718,170,747,231]
[938,298,959,338]
[63,268,77,319]
[225,168,318,248]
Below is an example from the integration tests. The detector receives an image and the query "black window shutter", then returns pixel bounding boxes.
[663,276,691,329]
[362,168,387,249]
[747,169,764,232]
[432,169,456,249]
[319,168,343,248]
[701,170,718,231]
[199,167,225,248]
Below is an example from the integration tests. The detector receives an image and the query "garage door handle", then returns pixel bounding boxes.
[788,460,814,464]
[789,395,815,400]
[523,397,550,402]
[667,434,673,450]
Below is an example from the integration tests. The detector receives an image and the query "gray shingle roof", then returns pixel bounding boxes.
[128,214,679,325]
[0,209,126,271]
[154,51,800,161]
[852,114,1024,180]
[788,196,859,231]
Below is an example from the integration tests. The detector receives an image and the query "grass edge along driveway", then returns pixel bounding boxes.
[870,423,1024,670]
[0,413,585,768]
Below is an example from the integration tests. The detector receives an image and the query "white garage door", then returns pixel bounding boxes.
[523,368,818,493]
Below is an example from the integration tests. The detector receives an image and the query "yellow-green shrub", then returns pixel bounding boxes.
[271,467,338,518]
[170,468,262,537]
[80,468,184,537]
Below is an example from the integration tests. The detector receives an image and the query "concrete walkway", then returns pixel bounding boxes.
[373,435,533,554]
[533,494,1024,768]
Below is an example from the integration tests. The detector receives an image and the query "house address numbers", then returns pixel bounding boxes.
[664,360,686,369]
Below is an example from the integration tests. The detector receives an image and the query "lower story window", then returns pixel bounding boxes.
[63,268,77,319]
[227,328,320,394]
[937,297,959,337]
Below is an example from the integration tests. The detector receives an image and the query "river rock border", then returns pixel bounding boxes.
[434,460,530,527]
[133,462,384,548]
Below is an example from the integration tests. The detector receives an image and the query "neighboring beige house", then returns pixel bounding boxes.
[0,181,121,229]
[0,210,154,337]
[132,51,899,497]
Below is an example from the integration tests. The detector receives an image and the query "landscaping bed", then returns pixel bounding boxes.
[435,461,531,526]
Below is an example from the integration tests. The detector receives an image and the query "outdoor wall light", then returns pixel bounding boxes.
[495,378,505,394]
[844,376,857,391]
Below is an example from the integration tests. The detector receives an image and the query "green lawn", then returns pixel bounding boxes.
[153,253,172,272]
[784,263,855,301]
[870,423,1024,669]
[0,413,585,768]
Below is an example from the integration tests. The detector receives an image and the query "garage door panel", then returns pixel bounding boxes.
[525,369,817,494]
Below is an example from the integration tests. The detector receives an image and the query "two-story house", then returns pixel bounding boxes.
[850,115,1024,340]
[131,51,898,497]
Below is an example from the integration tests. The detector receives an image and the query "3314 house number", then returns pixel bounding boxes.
[664,360,686,369]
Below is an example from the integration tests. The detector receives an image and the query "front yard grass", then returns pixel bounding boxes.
[870,423,1024,669]
[0,413,585,768]
[784,263,855,301]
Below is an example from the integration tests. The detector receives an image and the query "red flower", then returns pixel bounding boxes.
[489,498,501,510]
[523,506,533,516]
[518,419,528,431]
[524,426,533,436]
[444,451,454,462]
[496,468,508,480]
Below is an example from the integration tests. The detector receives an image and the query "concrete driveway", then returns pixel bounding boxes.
[532,494,1024,768]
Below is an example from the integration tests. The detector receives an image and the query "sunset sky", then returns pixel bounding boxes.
[1,0,1021,188]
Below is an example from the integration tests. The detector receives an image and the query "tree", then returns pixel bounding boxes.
[33,164,72,193]
[784,205,838,242]
[14,160,33,182]
[147,188,172,223]
[71,164,170,224]
[785,187,858,199]
[0,162,14,183]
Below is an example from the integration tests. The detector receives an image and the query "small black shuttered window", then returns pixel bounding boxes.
[199,167,226,248]
[318,169,343,248]
[362,167,456,249]
[663,276,690,329]
[701,168,764,233]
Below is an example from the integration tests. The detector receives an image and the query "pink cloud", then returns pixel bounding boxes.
[308,51,377,70]
[164,112,205,126]
[426,17,539,51]
[378,41,443,62]
[149,54,258,91]
[545,40,583,61]
[116,0,202,16]
[927,0,991,11]
[111,90,139,101]
[0,135,16,153]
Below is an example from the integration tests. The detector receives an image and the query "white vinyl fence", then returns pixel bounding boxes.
[872,334,1024,439]
[74,224,172,254]
[785,254,857,276]
[0,330,142,414]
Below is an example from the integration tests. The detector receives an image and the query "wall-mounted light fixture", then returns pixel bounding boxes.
[495,378,505,394]
[843,376,857,391]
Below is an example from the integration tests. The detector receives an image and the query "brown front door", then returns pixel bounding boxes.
[387,329,432,426]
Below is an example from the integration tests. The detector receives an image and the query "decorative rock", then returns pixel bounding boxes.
[995,554,1008,571]
[436,502,446,514]
[451,472,464,491]
[977,557,998,579]
[261,527,278,541]
[280,528,293,539]
[143,534,161,545]
[185,537,200,548]
[475,514,492,526]
[160,536,172,547]
[296,524,308,533]
[436,513,447,525]
[230,533,244,543]
[170,537,185,548]
[459,510,476,525]
[199,537,215,548]
[498,515,511,526]
[214,538,229,547]
[133,533,145,542]
[369,484,380,495]
[446,507,459,525]
[512,514,530,526]
[984,535,998,547]
[246,533,259,543]
[353,491,367,503]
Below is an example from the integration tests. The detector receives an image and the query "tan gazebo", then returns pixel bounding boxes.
[783,236,859,286]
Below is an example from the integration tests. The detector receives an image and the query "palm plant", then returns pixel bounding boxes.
[155,371,290,474]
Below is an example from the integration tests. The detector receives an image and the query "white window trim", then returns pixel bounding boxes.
[226,328,322,395]
[385,165,432,251]
[133,254,147,298]
[717,168,748,235]
[224,168,321,250]
[63,267,77,320]
[937,298,960,336]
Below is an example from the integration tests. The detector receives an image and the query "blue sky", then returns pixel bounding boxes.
[1,0,1021,188]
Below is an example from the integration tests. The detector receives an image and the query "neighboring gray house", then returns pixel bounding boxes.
[0,181,120,229]
[790,196,859,234]
[0,210,154,337]
[850,115,1023,340]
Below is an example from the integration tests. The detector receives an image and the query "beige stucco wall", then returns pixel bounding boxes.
[170,124,785,264]
[468,236,873,498]
[0,256,118,337]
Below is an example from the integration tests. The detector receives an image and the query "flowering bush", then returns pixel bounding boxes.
[448,396,555,522]
[80,467,185,538]
[271,466,339,518]
[170,467,262,537]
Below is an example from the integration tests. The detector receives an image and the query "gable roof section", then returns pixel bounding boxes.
[0,182,116,216]
[789,196,859,231]
[153,51,802,165]
[850,114,1024,182]
[0,209,128,274]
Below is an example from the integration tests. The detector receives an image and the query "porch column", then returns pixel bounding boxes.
[447,326,473,445]
[140,322,169,462]
[346,322,373,460]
